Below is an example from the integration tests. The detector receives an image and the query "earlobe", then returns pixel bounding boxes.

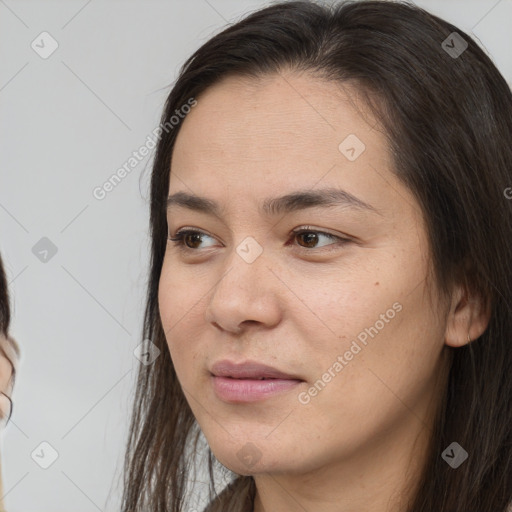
[444,282,492,348]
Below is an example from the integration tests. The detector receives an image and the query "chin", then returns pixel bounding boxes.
[213,450,279,476]
[205,434,296,476]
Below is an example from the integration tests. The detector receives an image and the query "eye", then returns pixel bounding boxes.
[168,226,352,254]
[290,226,351,251]
[168,229,217,250]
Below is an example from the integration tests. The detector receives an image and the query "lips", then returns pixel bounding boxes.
[210,360,303,381]
[209,360,304,403]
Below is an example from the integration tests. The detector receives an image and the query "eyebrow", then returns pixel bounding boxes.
[166,188,381,218]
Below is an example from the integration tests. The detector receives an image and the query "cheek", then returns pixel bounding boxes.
[285,262,392,343]
[0,359,12,392]
[293,248,440,384]
[158,261,208,373]
[311,279,442,409]
[158,258,203,328]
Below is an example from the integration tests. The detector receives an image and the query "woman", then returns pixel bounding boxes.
[122,1,512,511]
[0,255,20,511]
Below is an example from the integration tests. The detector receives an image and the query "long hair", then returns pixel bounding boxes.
[0,255,10,342]
[0,254,19,385]
[122,1,512,511]
[0,253,21,512]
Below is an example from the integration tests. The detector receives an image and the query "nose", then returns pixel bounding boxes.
[204,245,283,334]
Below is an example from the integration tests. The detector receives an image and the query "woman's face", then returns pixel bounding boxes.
[0,337,14,424]
[158,72,450,476]
[0,356,11,394]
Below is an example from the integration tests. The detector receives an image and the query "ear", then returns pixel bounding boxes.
[444,276,492,348]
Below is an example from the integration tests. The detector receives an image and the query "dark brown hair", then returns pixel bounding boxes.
[0,254,20,387]
[0,255,10,340]
[122,1,512,510]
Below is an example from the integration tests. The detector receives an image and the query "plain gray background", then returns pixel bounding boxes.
[1,0,511,510]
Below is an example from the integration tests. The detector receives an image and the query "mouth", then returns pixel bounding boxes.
[210,359,303,380]
[209,360,305,403]
[224,376,277,380]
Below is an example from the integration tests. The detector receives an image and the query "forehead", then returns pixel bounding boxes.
[170,72,420,222]
[173,72,383,166]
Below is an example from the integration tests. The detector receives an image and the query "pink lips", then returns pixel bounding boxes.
[210,360,304,403]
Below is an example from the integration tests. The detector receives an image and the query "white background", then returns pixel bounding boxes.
[1,0,511,510]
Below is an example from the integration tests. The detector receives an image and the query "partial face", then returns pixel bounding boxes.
[0,353,12,393]
[158,72,448,476]
[0,337,14,426]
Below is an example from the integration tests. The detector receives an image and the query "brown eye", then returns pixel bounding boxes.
[292,228,350,250]
[182,232,203,249]
[295,231,323,248]
[168,229,217,251]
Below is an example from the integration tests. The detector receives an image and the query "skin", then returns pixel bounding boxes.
[158,71,490,512]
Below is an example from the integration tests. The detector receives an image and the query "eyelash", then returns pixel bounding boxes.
[167,226,352,254]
